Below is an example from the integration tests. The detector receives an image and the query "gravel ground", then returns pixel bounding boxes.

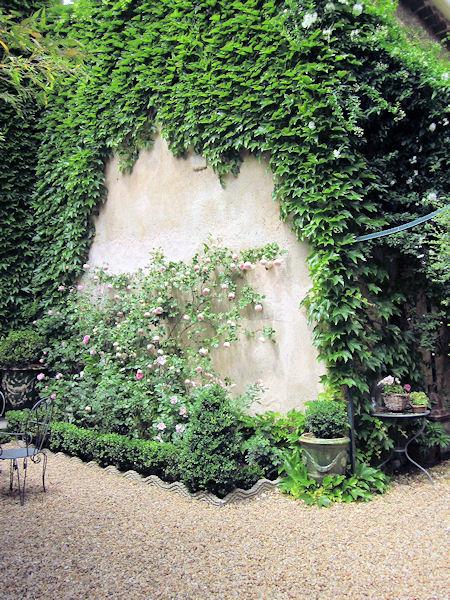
[0,451,448,600]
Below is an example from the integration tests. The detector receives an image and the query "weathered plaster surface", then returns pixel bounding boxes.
[89,135,324,412]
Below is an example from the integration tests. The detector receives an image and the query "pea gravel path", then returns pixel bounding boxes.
[0,452,448,600]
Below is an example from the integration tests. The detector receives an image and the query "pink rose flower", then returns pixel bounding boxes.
[254,304,263,312]
[404,384,411,393]
[228,292,236,300]
[157,422,166,431]
[37,373,45,381]
[202,288,210,296]
[175,424,185,434]
[50,393,57,400]
[170,396,178,405]
[179,406,188,417]
[82,335,91,345]
[58,285,65,292]
[135,370,144,380]
[55,373,63,380]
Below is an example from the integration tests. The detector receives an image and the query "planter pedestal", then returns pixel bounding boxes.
[299,433,350,483]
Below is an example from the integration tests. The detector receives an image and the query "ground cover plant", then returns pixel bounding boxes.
[280,448,389,507]
[0,0,448,464]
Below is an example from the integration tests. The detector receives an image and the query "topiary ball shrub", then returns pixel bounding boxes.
[305,399,349,439]
[0,329,45,367]
[176,384,262,497]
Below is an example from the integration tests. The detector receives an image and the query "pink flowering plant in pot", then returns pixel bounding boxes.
[35,242,284,441]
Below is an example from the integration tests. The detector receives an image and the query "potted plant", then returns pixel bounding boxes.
[0,329,45,410]
[381,381,410,412]
[409,391,429,414]
[299,399,349,482]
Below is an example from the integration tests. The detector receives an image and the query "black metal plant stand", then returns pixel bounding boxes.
[372,411,433,483]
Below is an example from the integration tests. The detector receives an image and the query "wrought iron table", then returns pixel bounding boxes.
[372,410,433,483]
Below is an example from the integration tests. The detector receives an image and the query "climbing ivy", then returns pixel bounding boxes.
[3,0,449,457]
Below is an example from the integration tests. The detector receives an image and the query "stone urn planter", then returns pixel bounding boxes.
[0,365,43,411]
[299,432,350,483]
[0,328,45,412]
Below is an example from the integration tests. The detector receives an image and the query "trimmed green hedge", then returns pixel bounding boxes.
[6,410,178,481]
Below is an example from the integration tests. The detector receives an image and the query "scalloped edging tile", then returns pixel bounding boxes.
[52,451,280,506]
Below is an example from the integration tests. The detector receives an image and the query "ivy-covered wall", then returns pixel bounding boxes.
[1,0,449,453]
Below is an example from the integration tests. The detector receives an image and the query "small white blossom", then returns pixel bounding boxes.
[308,121,316,130]
[428,122,436,132]
[352,3,363,16]
[427,191,437,202]
[302,12,318,28]
[333,149,341,159]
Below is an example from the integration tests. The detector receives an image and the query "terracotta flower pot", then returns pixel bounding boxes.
[299,432,350,483]
[411,405,428,414]
[0,365,43,411]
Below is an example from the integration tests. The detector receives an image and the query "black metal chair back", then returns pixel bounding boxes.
[25,398,53,452]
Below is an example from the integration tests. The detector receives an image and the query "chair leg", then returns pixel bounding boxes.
[20,458,28,506]
[14,459,21,502]
[42,453,48,492]
[9,460,14,491]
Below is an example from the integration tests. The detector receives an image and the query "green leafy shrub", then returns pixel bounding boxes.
[409,391,429,406]
[250,410,306,448]
[0,329,44,367]
[280,448,389,507]
[241,433,282,480]
[6,411,177,480]
[304,399,348,439]
[176,385,262,497]
[416,421,450,451]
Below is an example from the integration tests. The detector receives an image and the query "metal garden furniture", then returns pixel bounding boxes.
[372,410,433,483]
[0,398,53,505]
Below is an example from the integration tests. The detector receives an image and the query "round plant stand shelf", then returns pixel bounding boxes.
[371,410,433,483]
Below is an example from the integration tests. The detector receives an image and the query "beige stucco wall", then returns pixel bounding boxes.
[88,135,325,412]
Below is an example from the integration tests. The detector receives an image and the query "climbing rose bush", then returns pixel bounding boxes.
[36,243,284,440]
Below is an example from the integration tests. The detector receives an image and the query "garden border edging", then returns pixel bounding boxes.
[53,451,281,506]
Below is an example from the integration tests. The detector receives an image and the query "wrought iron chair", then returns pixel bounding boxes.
[0,398,53,505]
[0,390,5,418]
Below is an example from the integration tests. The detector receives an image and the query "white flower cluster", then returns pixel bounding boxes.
[302,12,318,28]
